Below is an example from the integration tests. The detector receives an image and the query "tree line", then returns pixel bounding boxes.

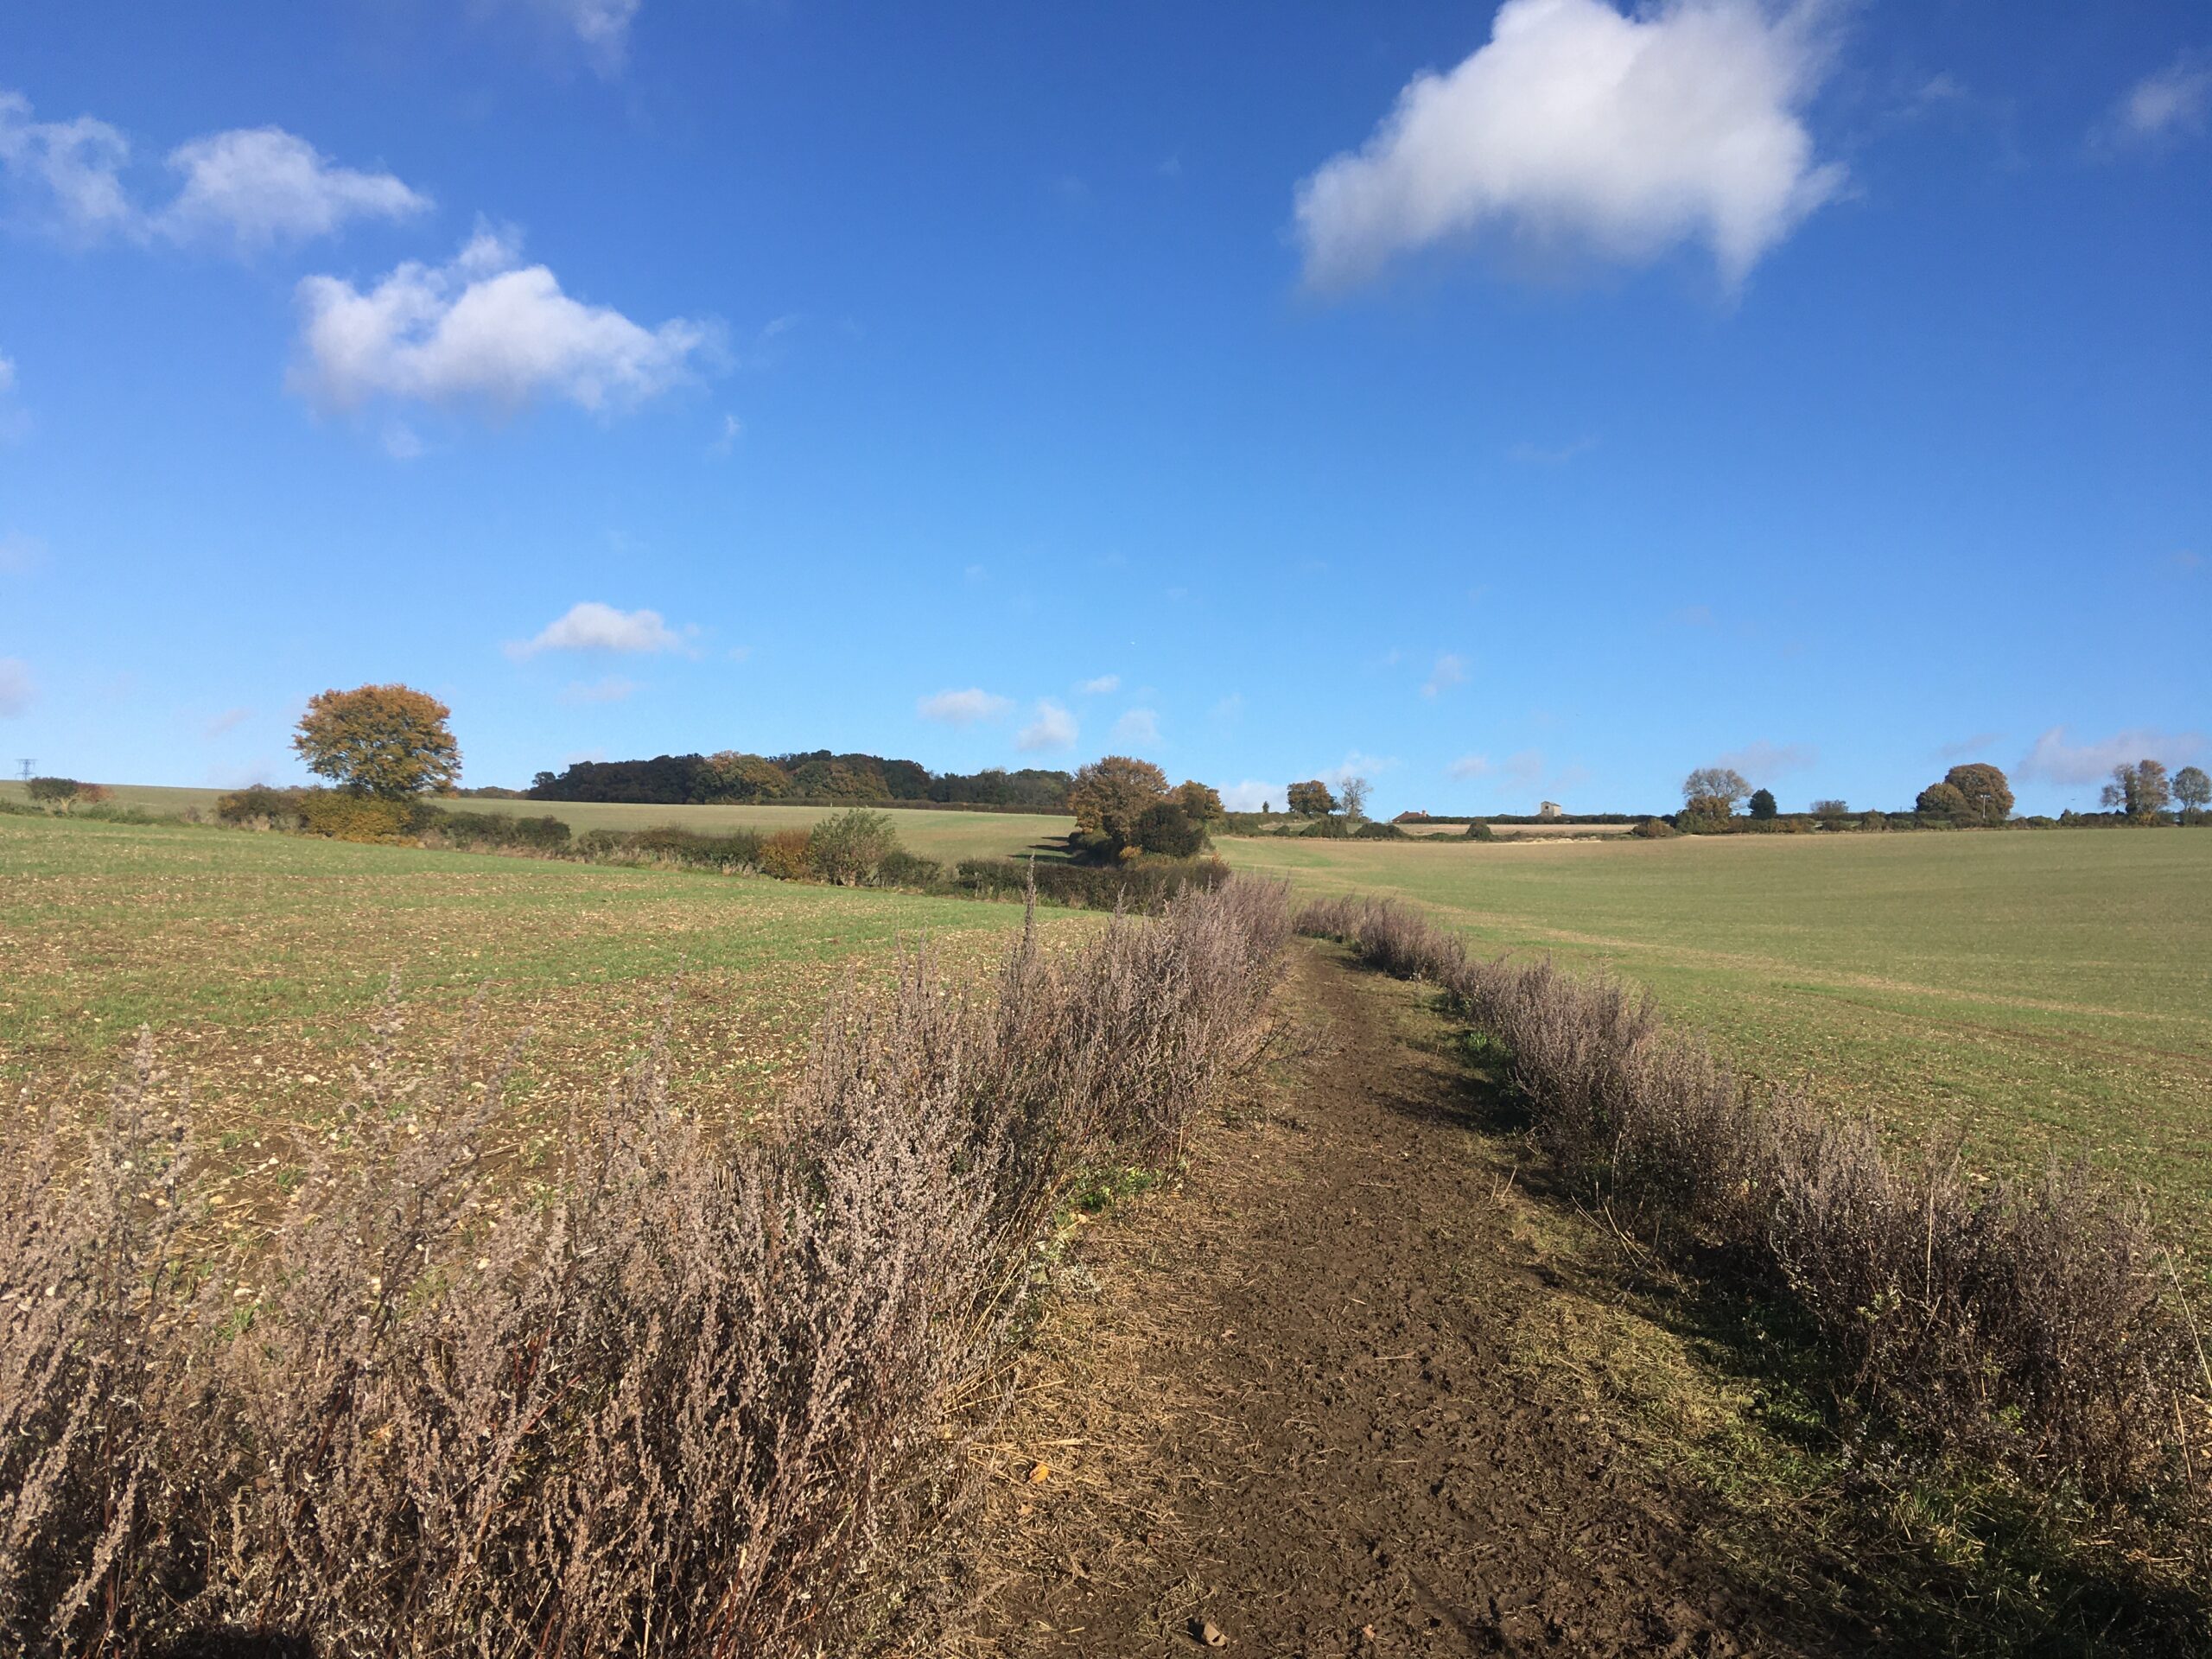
[525,750,1077,810]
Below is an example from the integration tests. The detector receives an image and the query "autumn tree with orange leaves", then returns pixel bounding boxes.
[292,683,461,798]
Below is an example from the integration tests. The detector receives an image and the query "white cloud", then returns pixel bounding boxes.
[508,601,692,658]
[1446,753,1494,780]
[2018,726,2206,787]
[158,128,427,250]
[1421,652,1470,697]
[1077,673,1121,696]
[1452,749,1545,786]
[0,92,136,242]
[1294,0,1842,289]
[1934,731,2001,762]
[204,707,252,739]
[563,674,638,705]
[2109,55,2212,146]
[1112,708,1160,747]
[0,353,12,394]
[292,226,715,413]
[1221,779,1286,813]
[0,656,31,716]
[709,412,742,456]
[1713,739,1817,779]
[917,687,1013,725]
[1016,699,1077,753]
[381,421,425,461]
[533,0,643,61]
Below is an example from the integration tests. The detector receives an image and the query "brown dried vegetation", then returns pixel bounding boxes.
[1296,893,2209,1510]
[1,880,1291,1656]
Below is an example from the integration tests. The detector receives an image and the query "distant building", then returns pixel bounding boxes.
[1537,800,1565,820]
[1395,809,1430,823]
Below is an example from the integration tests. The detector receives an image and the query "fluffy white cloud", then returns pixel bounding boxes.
[918,687,1013,725]
[0,656,32,716]
[508,601,691,658]
[2111,56,2212,146]
[1421,652,1469,697]
[159,128,427,249]
[1112,708,1160,747]
[1294,0,1841,289]
[1221,779,1286,813]
[0,92,135,241]
[2,93,429,251]
[1016,699,1077,753]
[293,226,715,413]
[2018,726,2206,787]
[1077,673,1121,696]
[1713,739,1817,778]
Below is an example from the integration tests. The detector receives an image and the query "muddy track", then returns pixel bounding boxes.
[944,944,1835,1657]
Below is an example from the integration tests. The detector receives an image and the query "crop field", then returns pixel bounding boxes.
[0,781,1076,864]
[0,811,1085,1236]
[1221,829,2212,1240]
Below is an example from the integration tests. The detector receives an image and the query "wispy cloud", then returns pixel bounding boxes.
[1507,435,1598,467]
[0,656,32,717]
[917,687,1013,726]
[1112,708,1160,747]
[1294,0,1842,290]
[506,601,695,659]
[0,531,43,575]
[1077,673,1121,696]
[1016,699,1077,753]
[1713,739,1817,779]
[1934,731,2001,762]
[1451,748,1546,786]
[562,674,638,705]
[203,707,252,739]
[2102,54,2212,149]
[2018,725,2205,787]
[293,226,718,415]
[1421,652,1469,698]
[1221,779,1285,813]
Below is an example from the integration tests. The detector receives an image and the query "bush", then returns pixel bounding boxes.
[808,809,901,887]
[1462,820,1496,842]
[874,849,945,891]
[1353,820,1408,840]
[1134,802,1205,857]
[759,829,814,881]
[215,785,304,830]
[0,882,1293,1656]
[296,790,417,842]
[955,855,1231,911]
[1296,894,2202,1507]
[416,808,575,853]
[1630,817,1677,840]
[24,777,79,804]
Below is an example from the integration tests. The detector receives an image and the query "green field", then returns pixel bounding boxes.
[0,781,1074,865]
[1221,829,2212,1236]
[0,811,1085,1220]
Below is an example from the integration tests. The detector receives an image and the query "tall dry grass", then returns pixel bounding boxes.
[1,879,1290,1656]
[1297,893,2204,1506]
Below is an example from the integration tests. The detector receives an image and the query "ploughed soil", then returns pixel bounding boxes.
[934,945,1839,1658]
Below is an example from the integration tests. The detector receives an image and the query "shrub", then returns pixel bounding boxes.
[1462,820,1496,842]
[1676,795,1735,833]
[296,790,416,842]
[955,855,1230,911]
[806,809,901,886]
[1135,803,1205,857]
[1630,817,1677,839]
[24,777,79,804]
[1300,814,1354,839]
[1916,780,1970,822]
[0,882,1292,1656]
[759,828,814,880]
[1352,820,1408,840]
[1860,810,1890,832]
[215,785,304,829]
[417,808,575,853]
[874,849,945,891]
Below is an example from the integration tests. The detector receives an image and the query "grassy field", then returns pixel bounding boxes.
[1220,829,2212,1239]
[0,811,1085,1230]
[0,780,1074,863]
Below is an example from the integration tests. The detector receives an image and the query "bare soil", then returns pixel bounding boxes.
[937,945,1836,1658]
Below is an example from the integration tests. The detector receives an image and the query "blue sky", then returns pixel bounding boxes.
[1,0,2204,816]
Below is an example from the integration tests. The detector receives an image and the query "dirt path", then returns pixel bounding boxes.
[945,945,1831,1658]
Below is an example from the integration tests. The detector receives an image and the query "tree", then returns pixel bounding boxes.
[706,751,791,802]
[1747,788,1778,821]
[1810,798,1848,823]
[1286,779,1338,817]
[1135,801,1204,857]
[806,808,899,886]
[1941,763,2013,826]
[292,684,460,798]
[1681,767,1750,810]
[1069,755,1171,849]
[1338,775,1371,821]
[1916,781,1969,821]
[2101,760,2171,820]
[2176,766,2211,812]
[1173,779,1224,823]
